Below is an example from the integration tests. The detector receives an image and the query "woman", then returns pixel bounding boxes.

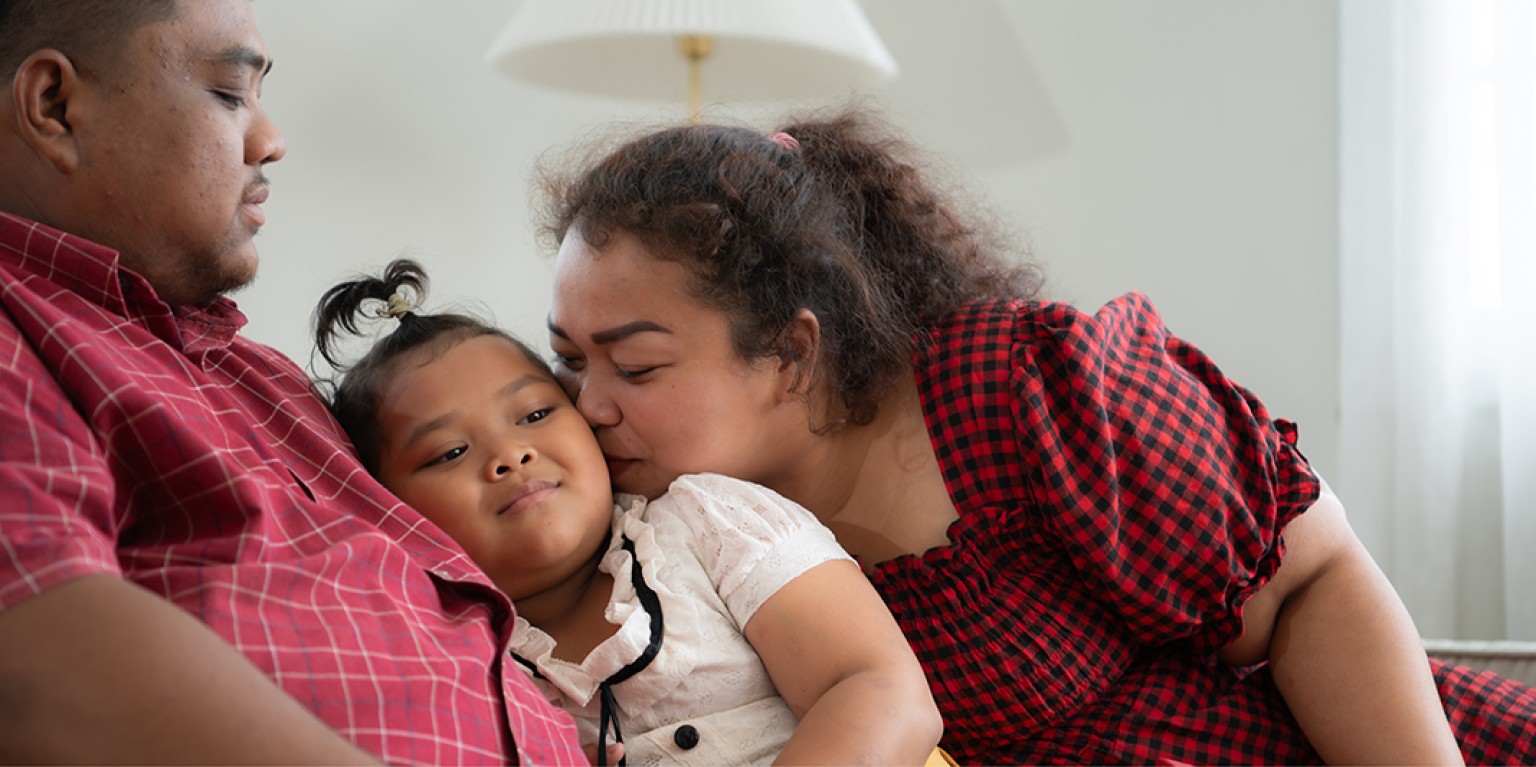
[536,107,1536,765]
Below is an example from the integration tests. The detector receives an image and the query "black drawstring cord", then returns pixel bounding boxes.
[512,535,664,767]
[597,684,623,766]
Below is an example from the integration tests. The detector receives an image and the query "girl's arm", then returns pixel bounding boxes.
[1220,482,1464,765]
[745,558,942,766]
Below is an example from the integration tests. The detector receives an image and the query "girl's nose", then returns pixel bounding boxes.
[487,443,535,480]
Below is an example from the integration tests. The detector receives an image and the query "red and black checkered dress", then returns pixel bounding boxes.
[870,293,1536,765]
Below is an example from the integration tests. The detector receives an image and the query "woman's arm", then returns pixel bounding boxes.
[745,559,942,766]
[1221,482,1463,765]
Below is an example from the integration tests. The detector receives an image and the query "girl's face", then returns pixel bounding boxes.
[548,228,810,499]
[374,335,615,601]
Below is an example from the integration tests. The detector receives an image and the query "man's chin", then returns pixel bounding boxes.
[190,253,259,306]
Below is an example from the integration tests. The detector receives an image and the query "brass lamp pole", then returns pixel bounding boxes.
[676,34,714,123]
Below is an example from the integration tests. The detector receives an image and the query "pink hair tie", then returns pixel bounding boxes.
[766,131,800,152]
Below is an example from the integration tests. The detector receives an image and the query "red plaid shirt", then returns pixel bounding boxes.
[876,296,1536,764]
[0,211,583,765]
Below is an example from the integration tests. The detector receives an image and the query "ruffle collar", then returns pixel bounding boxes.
[510,495,702,708]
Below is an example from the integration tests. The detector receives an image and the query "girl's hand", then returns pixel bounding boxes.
[582,740,624,766]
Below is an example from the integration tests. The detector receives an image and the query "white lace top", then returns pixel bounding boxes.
[509,473,852,766]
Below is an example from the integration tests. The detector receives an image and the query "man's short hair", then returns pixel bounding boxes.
[0,0,179,82]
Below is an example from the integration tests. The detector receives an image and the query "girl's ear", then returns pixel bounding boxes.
[11,49,84,173]
[776,308,822,401]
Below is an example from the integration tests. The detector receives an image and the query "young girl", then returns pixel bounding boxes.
[310,259,942,766]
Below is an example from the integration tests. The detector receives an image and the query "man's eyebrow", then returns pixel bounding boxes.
[212,45,273,76]
[546,318,672,346]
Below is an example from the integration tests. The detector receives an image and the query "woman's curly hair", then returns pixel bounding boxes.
[536,105,1041,429]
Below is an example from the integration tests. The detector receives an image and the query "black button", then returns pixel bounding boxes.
[673,724,700,750]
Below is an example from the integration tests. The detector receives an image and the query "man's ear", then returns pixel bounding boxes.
[776,308,823,400]
[10,49,82,173]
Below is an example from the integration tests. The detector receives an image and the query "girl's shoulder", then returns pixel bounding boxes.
[631,473,828,543]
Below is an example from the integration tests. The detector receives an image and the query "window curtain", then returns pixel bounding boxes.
[1339,0,1536,640]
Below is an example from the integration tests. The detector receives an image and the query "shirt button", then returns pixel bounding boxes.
[673,724,700,750]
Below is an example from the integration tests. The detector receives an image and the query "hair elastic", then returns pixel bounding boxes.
[766,131,800,152]
[373,288,417,320]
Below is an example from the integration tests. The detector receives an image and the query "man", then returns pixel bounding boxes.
[0,1,585,762]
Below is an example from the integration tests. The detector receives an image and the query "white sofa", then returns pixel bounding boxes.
[1424,639,1536,687]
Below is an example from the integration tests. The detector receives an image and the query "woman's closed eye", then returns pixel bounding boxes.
[615,366,657,380]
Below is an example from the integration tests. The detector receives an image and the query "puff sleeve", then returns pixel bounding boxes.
[1009,292,1320,652]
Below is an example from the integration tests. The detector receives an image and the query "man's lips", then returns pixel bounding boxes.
[497,479,557,516]
[242,185,270,226]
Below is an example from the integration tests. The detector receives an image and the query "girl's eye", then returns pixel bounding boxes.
[520,407,554,426]
[552,354,584,372]
[424,445,466,467]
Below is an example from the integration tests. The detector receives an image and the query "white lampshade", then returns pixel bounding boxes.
[485,0,898,107]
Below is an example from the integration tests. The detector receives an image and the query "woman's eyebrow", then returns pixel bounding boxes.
[546,319,672,346]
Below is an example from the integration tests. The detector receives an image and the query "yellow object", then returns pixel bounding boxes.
[925,746,959,766]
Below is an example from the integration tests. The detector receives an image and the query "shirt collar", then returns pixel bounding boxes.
[1,210,247,352]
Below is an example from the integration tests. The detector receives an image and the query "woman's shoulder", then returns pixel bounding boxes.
[918,292,1173,365]
[940,291,1164,329]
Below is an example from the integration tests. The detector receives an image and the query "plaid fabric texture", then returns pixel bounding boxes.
[869,295,1536,764]
[0,212,583,765]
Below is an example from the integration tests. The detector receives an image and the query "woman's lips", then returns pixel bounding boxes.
[604,455,637,476]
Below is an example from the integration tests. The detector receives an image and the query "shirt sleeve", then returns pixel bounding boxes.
[0,309,122,612]
[1011,292,1320,653]
[652,473,854,627]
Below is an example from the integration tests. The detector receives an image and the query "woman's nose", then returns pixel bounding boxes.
[574,377,621,427]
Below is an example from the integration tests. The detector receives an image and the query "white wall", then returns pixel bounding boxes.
[247,0,1339,480]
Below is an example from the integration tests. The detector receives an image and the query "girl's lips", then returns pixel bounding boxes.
[499,480,557,516]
